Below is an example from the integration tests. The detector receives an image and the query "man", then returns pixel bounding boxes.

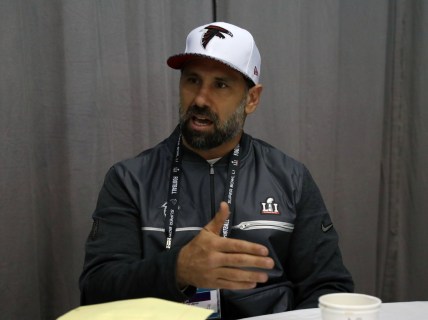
[80,22,354,319]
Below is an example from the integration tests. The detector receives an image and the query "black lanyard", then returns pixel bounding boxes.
[164,135,241,249]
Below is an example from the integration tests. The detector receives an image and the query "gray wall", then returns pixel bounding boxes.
[1,1,427,319]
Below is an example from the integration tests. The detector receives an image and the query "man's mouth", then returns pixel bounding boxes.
[192,115,213,127]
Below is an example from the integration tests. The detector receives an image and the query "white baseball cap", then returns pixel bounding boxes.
[167,22,261,85]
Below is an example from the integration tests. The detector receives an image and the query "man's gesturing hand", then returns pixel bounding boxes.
[176,202,274,290]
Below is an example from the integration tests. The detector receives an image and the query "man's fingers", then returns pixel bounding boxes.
[220,267,269,284]
[177,201,275,290]
[212,267,270,290]
[202,202,271,258]
[219,237,270,257]
[204,201,230,235]
[220,252,274,270]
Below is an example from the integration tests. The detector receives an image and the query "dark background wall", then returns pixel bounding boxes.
[1,1,427,319]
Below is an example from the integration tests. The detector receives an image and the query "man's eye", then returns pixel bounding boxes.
[186,77,199,84]
[216,82,228,89]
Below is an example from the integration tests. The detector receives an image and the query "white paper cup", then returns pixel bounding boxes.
[319,293,382,320]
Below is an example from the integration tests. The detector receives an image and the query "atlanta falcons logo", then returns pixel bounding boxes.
[202,25,233,48]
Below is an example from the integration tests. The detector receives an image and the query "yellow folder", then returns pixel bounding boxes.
[57,297,214,320]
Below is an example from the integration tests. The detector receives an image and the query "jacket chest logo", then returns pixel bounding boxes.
[260,197,280,215]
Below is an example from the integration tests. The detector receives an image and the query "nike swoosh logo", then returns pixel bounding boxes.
[321,223,333,232]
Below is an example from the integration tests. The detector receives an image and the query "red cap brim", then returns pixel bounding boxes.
[167,54,206,69]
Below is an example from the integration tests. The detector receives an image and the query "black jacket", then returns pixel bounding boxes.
[80,127,354,319]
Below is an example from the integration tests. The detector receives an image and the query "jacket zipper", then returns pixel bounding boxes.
[231,220,294,232]
[209,164,215,217]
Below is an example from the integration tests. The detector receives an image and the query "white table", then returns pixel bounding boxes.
[239,301,428,320]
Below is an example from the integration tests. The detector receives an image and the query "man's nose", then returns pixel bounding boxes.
[193,84,211,107]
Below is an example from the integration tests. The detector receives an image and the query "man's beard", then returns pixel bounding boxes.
[179,97,247,151]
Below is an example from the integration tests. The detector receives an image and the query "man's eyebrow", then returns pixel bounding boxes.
[214,76,234,83]
[181,70,198,77]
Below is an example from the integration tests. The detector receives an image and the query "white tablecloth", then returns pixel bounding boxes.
[239,301,428,320]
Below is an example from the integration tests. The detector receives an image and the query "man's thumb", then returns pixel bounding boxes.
[204,201,230,235]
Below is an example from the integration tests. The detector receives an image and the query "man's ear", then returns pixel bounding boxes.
[245,84,263,115]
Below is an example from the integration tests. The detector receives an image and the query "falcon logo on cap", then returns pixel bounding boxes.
[202,25,233,49]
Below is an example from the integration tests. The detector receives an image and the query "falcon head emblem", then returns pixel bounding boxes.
[202,25,233,49]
